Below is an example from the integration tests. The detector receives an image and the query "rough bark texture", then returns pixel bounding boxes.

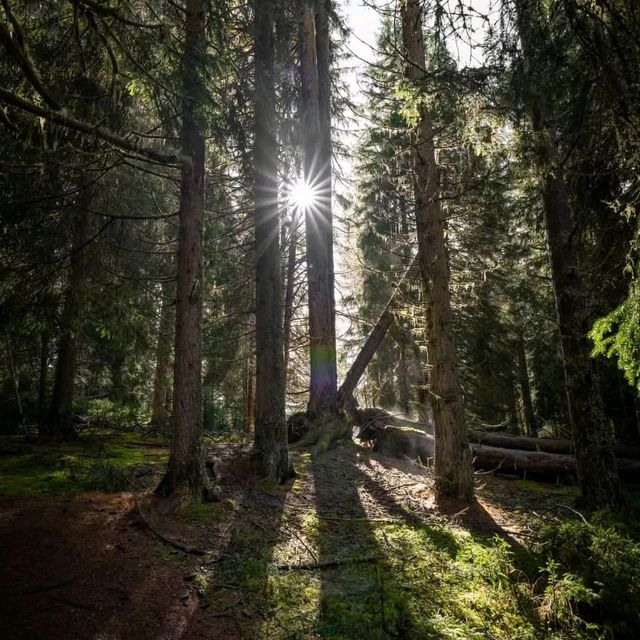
[516,334,536,436]
[156,0,212,500]
[44,185,92,441]
[244,356,255,437]
[253,0,289,481]
[338,258,417,406]
[400,0,474,502]
[150,280,175,428]
[300,0,338,416]
[468,430,640,459]
[515,0,621,510]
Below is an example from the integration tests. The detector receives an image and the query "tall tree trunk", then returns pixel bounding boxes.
[300,0,338,416]
[244,355,255,438]
[397,340,411,415]
[515,0,621,510]
[37,327,50,431]
[156,0,213,500]
[253,0,289,481]
[516,334,536,436]
[44,184,92,441]
[5,331,26,435]
[400,0,474,502]
[150,280,175,428]
[283,208,299,385]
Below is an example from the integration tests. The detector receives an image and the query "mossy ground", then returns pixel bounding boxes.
[1,434,637,639]
[0,434,168,497]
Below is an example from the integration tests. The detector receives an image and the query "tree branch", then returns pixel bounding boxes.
[0,87,182,166]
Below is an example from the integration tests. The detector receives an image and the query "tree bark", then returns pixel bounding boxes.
[37,328,50,431]
[283,208,299,385]
[468,429,640,459]
[150,280,175,428]
[43,184,92,441]
[244,355,255,437]
[156,0,212,501]
[300,0,338,416]
[516,334,536,436]
[400,0,474,502]
[253,0,289,481]
[515,0,621,510]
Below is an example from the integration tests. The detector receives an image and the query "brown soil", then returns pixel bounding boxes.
[0,441,570,639]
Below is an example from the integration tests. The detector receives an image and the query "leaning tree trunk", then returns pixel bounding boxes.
[300,0,338,416]
[400,0,474,502]
[515,0,621,510]
[44,183,92,441]
[253,0,289,481]
[150,279,175,428]
[338,257,417,407]
[156,0,213,501]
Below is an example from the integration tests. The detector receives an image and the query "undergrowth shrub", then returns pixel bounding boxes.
[82,398,145,431]
[537,520,640,637]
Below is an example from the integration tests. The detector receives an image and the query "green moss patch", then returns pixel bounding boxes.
[0,436,168,497]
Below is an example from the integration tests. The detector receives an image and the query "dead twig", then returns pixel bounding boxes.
[132,493,209,556]
[533,504,588,524]
[276,555,383,571]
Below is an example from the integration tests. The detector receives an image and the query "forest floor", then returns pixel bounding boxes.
[0,432,634,639]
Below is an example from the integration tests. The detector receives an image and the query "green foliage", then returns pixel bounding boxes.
[81,398,147,432]
[202,388,242,432]
[590,284,640,396]
[537,520,640,636]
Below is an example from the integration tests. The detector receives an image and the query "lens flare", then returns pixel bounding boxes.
[289,178,317,211]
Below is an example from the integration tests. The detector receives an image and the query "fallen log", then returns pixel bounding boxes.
[353,407,433,437]
[355,417,640,483]
[472,444,640,483]
[469,431,640,459]
[470,444,577,480]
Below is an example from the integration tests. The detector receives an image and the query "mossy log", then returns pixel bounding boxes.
[469,430,640,459]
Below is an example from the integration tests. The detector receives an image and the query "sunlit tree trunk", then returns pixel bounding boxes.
[44,184,92,441]
[156,0,213,500]
[400,0,474,502]
[283,208,299,385]
[300,0,338,416]
[253,0,289,481]
[515,0,621,510]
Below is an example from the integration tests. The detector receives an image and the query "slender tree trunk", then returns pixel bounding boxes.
[253,0,289,481]
[37,328,50,430]
[300,0,338,416]
[150,280,175,428]
[516,334,536,436]
[244,355,255,438]
[400,0,474,502]
[515,0,621,510]
[5,331,26,435]
[397,340,411,415]
[44,185,92,441]
[283,209,299,385]
[156,0,212,500]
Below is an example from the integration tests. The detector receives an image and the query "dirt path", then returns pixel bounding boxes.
[0,443,574,639]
